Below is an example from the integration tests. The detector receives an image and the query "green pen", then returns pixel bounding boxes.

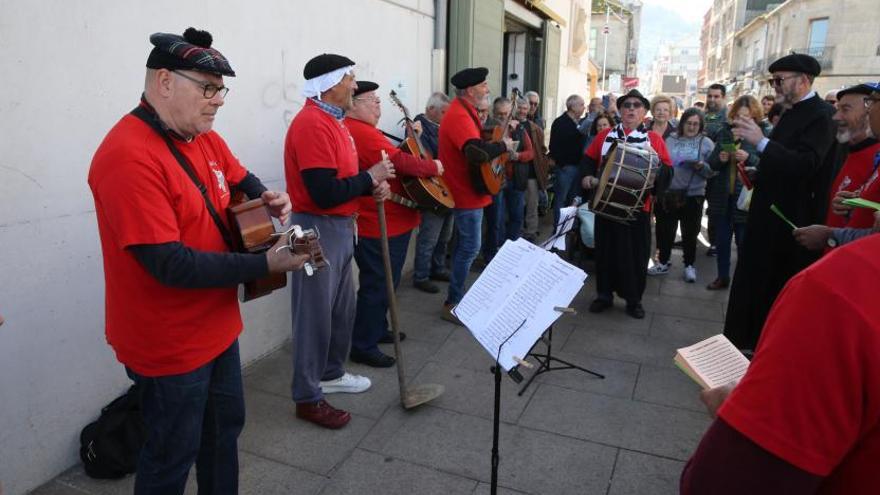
[770,204,798,230]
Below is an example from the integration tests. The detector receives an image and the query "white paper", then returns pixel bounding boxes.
[540,206,577,251]
[676,335,750,389]
[453,238,588,371]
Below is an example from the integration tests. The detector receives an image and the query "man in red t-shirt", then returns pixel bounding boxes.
[581,89,672,319]
[284,55,396,429]
[344,81,441,367]
[438,67,511,323]
[681,234,880,494]
[88,29,309,494]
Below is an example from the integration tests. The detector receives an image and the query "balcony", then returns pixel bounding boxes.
[790,46,835,70]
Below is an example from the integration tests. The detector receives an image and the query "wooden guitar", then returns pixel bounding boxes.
[388,91,455,211]
[475,114,511,195]
[227,196,327,301]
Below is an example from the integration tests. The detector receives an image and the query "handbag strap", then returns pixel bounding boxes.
[130,105,236,250]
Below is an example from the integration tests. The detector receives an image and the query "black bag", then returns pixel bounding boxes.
[79,385,146,479]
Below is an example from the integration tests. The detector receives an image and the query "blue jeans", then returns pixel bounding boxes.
[126,340,244,495]
[712,197,747,280]
[553,164,580,227]
[481,193,505,261]
[502,182,525,241]
[352,232,411,357]
[413,210,453,282]
[447,208,483,305]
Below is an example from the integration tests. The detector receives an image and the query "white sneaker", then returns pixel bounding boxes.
[684,265,697,283]
[647,262,670,276]
[320,372,371,394]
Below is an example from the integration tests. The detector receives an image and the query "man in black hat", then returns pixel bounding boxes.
[344,81,443,367]
[438,67,511,323]
[581,89,673,318]
[722,53,837,351]
[284,55,396,429]
[88,28,311,494]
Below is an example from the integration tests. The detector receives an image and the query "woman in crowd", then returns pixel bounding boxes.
[584,112,615,150]
[704,95,769,290]
[647,95,676,140]
[649,108,714,282]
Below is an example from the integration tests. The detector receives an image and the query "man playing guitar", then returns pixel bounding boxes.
[344,81,443,367]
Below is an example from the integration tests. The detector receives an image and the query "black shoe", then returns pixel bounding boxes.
[350,351,396,368]
[625,303,645,319]
[414,279,439,293]
[378,331,406,344]
[429,271,451,282]
[589,299,613,313]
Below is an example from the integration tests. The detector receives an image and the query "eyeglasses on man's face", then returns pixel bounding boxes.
[172,70,229,99]
[768,74,801,87]
[621,101,644,110]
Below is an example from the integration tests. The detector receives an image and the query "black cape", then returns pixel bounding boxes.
[724,94,837,350]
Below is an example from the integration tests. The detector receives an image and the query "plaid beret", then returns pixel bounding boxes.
[146,27,235,77]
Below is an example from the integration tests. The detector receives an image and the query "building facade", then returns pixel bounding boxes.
[589,0,641,93]
[649,39,701,106]
[700,0,777,88]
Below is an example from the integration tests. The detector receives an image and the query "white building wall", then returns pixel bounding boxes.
[550,0,592,117]
[0,1,435,493]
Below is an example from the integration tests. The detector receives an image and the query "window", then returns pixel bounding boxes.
[808,18,829,56]
[589,27,598,60]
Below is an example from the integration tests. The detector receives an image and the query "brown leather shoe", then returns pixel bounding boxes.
[706,278,730,291]
[296,399,351,429]
[441,303,464,326]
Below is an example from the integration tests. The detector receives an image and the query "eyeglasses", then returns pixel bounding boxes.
[865,97,880,110]
[528,101,538,106]
[621,101,644,109]
[768,75,800,87]
[172,70,229,99]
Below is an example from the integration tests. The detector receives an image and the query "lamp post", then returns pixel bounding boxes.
[601,4,609,92]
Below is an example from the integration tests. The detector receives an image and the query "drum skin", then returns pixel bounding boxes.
[592,141,660,222]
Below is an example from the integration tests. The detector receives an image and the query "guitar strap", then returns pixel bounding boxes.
[130,104,236,251]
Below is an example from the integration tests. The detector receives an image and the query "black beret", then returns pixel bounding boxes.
[353,81,379,97]
[303,53,355,79]
[616,89,650,109]
[451,67,488,90]
[768,53,821,77]
[837,84,877,100]
[146,27,235,77]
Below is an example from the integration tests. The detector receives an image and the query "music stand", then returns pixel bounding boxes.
[517,322,604,396]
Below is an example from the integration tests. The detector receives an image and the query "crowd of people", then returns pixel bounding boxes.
[87,27,879,494]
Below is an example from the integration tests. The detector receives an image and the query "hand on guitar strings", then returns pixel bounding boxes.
[410,120,423,136]
[261,190,292,225]
[502,137,515,153]
[434,160,444,175]
[266,231,311,274]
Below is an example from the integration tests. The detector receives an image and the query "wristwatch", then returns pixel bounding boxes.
[826,235,838,248]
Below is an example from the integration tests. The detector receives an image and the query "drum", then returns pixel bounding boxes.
[591,141,661,223]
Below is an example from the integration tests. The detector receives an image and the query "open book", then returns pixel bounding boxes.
[674,334,750,390]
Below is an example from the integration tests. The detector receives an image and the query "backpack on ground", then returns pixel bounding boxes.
[79,384,146,479]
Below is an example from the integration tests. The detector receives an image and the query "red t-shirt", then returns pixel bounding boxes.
[718,235,880,492]
[825,141,880,227]
[88,113,248,376]
[439,97,491,209]
[846,147,880,229]
[345,117,436,238]
[585,126,672,212]
[285,99,360,216]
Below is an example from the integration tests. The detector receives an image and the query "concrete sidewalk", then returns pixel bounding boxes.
[35,235,726,495]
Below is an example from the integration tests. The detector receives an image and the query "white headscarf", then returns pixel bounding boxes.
[302,65,355,100]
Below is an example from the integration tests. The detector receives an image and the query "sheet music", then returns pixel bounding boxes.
[676,335,750,389]
[540,206,577,251]
[454,238,587,371]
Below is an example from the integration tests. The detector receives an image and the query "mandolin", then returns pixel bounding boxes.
[388,90,455,211]
[227,195,327,301]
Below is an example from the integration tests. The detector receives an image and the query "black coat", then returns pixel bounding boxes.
[724,94,838,350]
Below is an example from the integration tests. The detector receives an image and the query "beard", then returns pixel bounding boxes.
[836,127,852,144]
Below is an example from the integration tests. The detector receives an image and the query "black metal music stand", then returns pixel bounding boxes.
[517,323,604,396]
[488,320,526,495]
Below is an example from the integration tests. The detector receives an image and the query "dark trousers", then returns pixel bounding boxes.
[481,193,505,261]
[712,196,747,280]
[594,211,651,306]
[352,232,411,357]
[654,195,704,266]
[502,181,525,241]
[126,340,244,495]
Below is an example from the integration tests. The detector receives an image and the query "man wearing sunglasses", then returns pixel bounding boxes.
[722,53,837,353]
[88,28,310,494]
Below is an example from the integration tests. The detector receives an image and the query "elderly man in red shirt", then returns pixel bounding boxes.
[344,81,442,367]
[437,67,512,324]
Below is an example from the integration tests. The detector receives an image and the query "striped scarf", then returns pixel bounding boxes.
[600,123,650,159]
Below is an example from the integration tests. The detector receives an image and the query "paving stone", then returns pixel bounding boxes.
[532,351,640,400]
[562,325,685,369]
[641,294,725,322]
[29,480,94,495]
[471,482,532,494]
[239,390,374,475]
[518,385,710,461]
[649,314,723,346]
[633,364,707,413]
[657,277,730,303]
[362,406,617,495]
[607,450,685,495]
[321,449,476,495]
[430,328,501,373]
[393,306,457,344]
[50,467,133,495]
[409,361,537,424]
[566,302,654,335]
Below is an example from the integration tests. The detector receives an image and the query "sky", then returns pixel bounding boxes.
[636,0,713,73]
